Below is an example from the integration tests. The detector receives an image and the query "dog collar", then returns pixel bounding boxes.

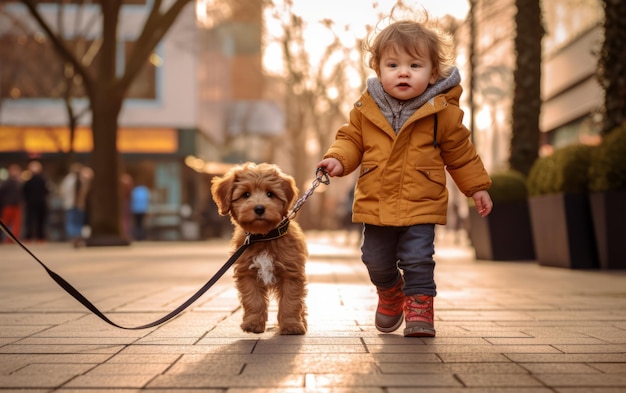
[245,219,290,244]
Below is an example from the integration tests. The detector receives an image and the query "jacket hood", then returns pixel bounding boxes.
[367,66,461,133]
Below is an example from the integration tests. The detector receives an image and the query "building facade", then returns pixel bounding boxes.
[457,0,603,171]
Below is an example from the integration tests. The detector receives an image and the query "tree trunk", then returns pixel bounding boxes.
[598,0,626,135]
[88,87,125,242]
[468,0,477,144]
[509,0,543,176]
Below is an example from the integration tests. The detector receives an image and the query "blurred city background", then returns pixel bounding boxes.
[0,0,619,248]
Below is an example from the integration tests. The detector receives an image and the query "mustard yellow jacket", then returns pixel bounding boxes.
[323,85,491,226]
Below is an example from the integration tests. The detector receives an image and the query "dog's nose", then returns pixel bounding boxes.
[254,205,265,216]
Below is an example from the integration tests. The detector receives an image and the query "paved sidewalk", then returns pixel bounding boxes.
[1,230,625,392]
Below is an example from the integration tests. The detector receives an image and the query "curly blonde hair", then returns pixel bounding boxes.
[364,11,455,81]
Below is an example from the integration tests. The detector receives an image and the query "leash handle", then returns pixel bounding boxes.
[0,219,246,330]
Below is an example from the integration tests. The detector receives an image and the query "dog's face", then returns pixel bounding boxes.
[211,163,298,235]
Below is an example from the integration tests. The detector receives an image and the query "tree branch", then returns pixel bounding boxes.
[21,0,93,92]
[118,0,192,93]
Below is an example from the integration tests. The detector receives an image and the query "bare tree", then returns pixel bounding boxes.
[56,1,99,168]
[0,4,90,163]
[268,0,365,227]
[21,0,192,243]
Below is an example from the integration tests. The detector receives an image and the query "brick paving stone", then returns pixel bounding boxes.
[506,353,626,363]
[552,344,626,353]
[0,353,112,364]
[85,362,172,375]
[62,390,221,393]
[243,360,380,375]
[253,344,368,354]
[163,360,245,375]
[312,373,463,388]
[456,373,544,387]
[436,352,514,363]
[9,363,95,376]
[485,337,606,345]
[589,363,626,373]
[119,343,257,354]
[0,343,124,354]
[497,320,611,327]
[370,336,491,345]
[228,389,382,393]
[14,336,137,345]
[368,354,442,366]
[148,373,305,388]
[133,336,200,345]
[367,344,562,354]
[0,339,14,348]
[388,389,554,393]
[520,362,602,374]
[0,326,51,337]
[64,373,156,389]
[104,353,181,364]
[534,373,626,387]
[0,374,75,389]
[556,389,626,393]
[378,362,529,374]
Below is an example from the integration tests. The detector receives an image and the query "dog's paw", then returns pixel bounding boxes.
[279,323,307,335]
[241,322,266,334]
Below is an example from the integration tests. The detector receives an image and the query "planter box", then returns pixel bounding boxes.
[589,190,626,269]
[528,194,598,269]
[469,200,535,261]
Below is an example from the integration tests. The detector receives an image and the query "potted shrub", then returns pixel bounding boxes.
[588,123,626,269]
[468,169,535,260]
[527,144,598,269]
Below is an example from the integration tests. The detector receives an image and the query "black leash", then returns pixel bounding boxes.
[0,218,289,330]
[0,167,330,330]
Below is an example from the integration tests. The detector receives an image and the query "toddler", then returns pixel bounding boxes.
[318,15,493,337]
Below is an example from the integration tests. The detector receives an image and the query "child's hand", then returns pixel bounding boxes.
[318,158,344,177]
[472,190,493,217]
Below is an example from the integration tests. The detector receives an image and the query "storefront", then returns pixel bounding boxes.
[0,126,220,241]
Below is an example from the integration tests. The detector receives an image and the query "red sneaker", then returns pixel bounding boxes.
[375,279,405,333]
[404,294,436,337]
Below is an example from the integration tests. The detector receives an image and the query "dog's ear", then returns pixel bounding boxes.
[211,171,235,216]
[280,172,299,209]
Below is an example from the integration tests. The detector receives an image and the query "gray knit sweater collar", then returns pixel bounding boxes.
[367,66,461,134]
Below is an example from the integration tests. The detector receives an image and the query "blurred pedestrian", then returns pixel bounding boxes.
[22,161,50,242]
[131,183,150,240]
[0,164,23,243]
[120,173,133,239]
[442,171,469,245]
[59,163,93,247]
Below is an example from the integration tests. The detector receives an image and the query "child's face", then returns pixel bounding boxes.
[378,46,437,101]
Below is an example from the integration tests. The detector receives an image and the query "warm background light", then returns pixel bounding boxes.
[263,0,470,75]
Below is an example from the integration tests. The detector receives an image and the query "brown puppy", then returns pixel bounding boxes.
[211,162,308,335]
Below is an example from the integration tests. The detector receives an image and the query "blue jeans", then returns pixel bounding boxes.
[65,208,85,239]
[360,224,437,297]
